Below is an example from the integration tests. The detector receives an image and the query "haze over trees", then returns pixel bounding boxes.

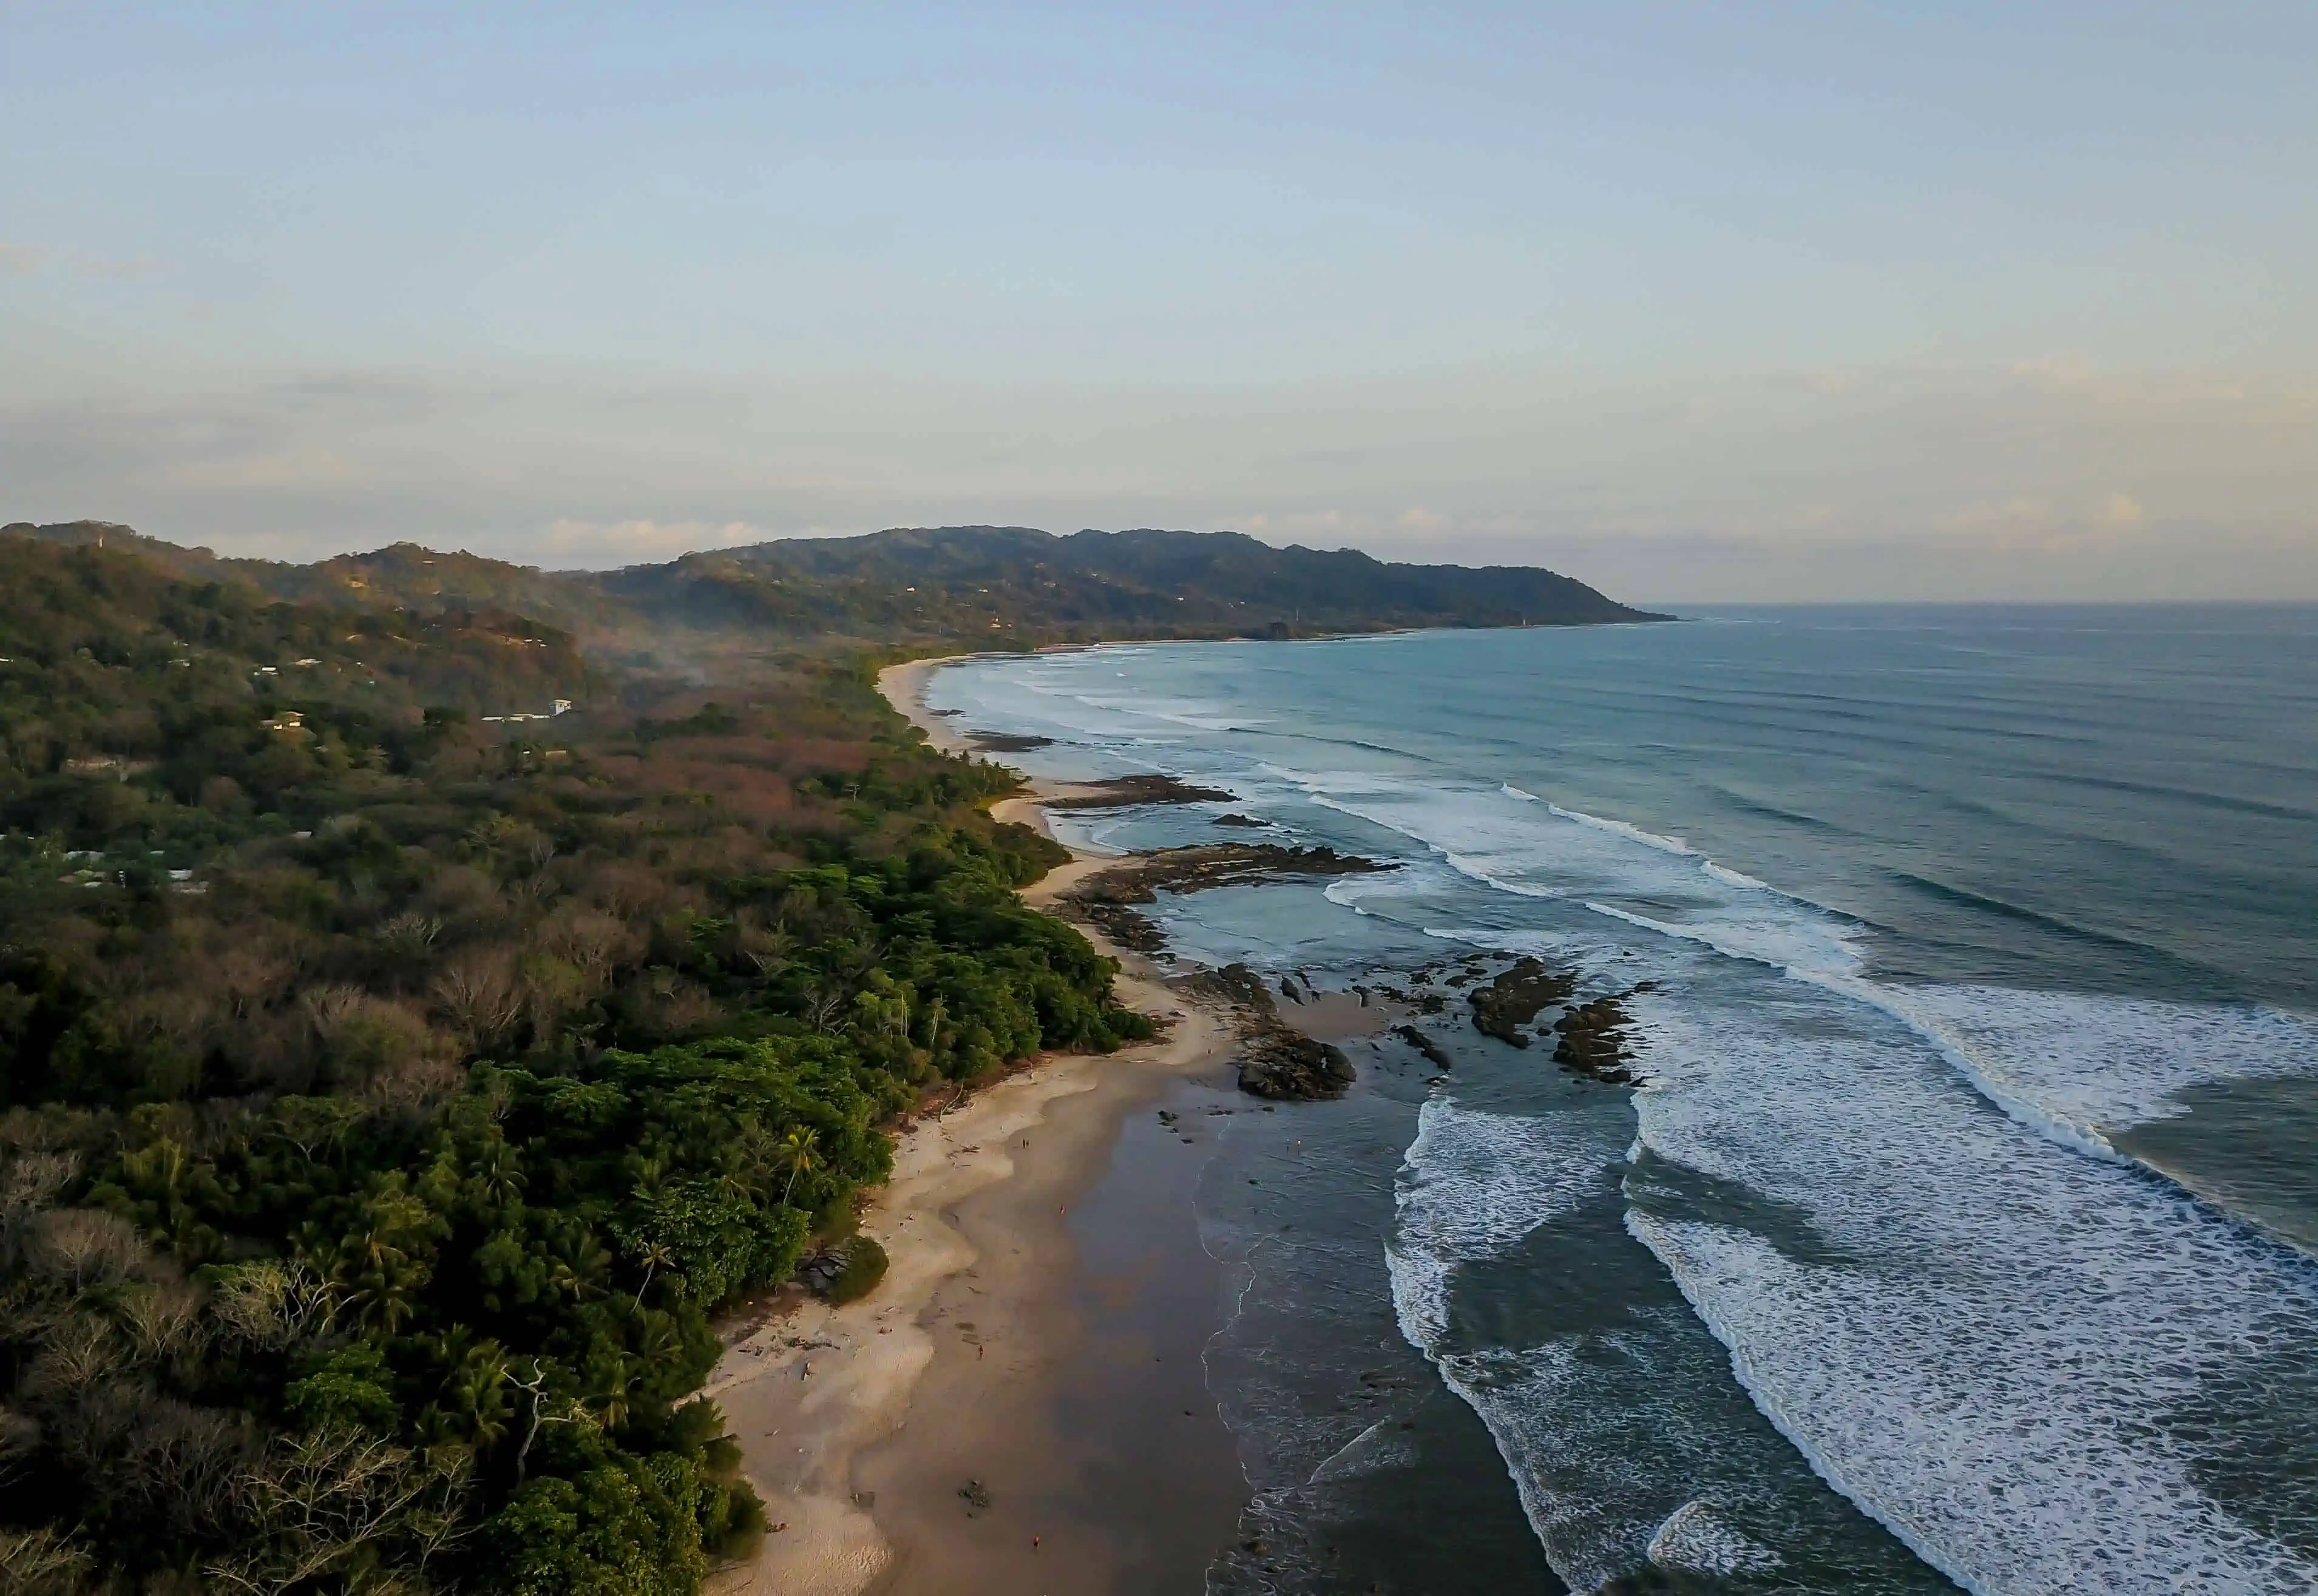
[0,521,1651,1594]
[10,520,1665,655]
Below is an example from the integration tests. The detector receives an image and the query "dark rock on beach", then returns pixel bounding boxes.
[1064,845,1390,959]
[1468,956,1578,1047]
[1394,1024,1454,1070]
[1046,773,1241,808]
[1069,842,1396,910]
[1240,1029,1357,1100]
[1551,984,1655,1083]
[1187,961,1359,1100]
[968,730,1055,751]
[1081,901,1168,955]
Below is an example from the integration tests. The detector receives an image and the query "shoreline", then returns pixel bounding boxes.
[708,658,1250,1596]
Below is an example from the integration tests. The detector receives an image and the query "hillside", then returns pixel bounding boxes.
[3,521,1667,657]
[683,524,1666,640]
[0,530,1148,1596]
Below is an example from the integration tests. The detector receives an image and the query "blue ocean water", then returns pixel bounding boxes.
[928,607,2318,1595]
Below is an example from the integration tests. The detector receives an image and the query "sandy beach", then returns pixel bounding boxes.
[705,657,1275,1596]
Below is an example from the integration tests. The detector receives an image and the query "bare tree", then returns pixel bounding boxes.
[0,1151,78,1268]
[0,1525,93,1596]
[373,910,444,961]
[118,1396,257,1537]
[0,1406,41,1481]
[118,1280,206,1365]
[802,986,847,1036]
[537,907,639,990]
[507,1360,592,1484]
[208,1260,337,1351]
[205,1428,469,1596]
[431,952,526,1050]
[25,1210,144,1293]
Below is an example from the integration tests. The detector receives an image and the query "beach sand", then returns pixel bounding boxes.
[706,660,1260,1596]
[873,656,980,757]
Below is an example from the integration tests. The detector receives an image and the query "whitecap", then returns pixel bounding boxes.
[1625,991,2318,1595]
[1647,1500,1784,1576]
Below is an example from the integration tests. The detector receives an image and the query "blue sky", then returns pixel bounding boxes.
[4,1,2314,599]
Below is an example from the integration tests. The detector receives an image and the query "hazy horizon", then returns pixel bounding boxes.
[6,3,2314,603]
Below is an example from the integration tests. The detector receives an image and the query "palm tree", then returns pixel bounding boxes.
[631,1240,676,1308]
[779,1128,820,1207]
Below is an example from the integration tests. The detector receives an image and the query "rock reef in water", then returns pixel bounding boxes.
[1467,956,1578,1047]
[1457,953,1656,1085]
[1045,773,1241,808]
[1394,1024,1454,1070]
[1551,986,1653,1083]
[968,730,1055,751]
[1187,961,1358,1101]
[1073,842,1395,905]
[1063,842,1396,958]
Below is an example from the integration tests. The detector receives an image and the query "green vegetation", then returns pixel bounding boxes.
[7,519,1668,660]
[0,532,1149,1594]
[0,519,1652,1593]
[821,1236,888,1307]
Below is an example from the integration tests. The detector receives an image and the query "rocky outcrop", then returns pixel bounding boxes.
[1468,956,1577,1047]
[1045,774,1239,808]
[1071,842,1395,907]
[1551,986,1653,1083]
[1064,844,1395,959]
[1187,961,1358,1101]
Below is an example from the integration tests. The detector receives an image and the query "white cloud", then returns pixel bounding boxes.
[4,356,2312,598]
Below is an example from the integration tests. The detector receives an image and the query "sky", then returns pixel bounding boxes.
[3,1,2314,603]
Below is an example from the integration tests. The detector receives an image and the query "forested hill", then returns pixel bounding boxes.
[0,528,1152,1595]
[5,521,1666,654]
[0,516,1650,1592]
[699,524,1667,635]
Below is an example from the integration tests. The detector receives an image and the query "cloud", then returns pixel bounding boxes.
[0,242,158,279]
[4,354,2312,598]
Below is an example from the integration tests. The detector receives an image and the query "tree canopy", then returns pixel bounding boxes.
[0,530,1150,1595]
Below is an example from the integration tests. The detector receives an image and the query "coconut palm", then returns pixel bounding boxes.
[778,1128,820,1207]
[630,1240,676,1307]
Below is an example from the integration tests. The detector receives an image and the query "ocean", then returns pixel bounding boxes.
[924,606,2318,1595]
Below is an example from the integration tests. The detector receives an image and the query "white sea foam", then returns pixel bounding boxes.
[1270,756,2314,1186]
[1701,859,1772,891]
[1873,986,2318,1140]
[1548,802,1695,856]
[1387,1098,1610,1342]
[1647,1501,1784,1576]
[1587,896,2318,1159]
[1071,692,1269,732]
[1586,899,1869,984]
[944,650,2318,1591]
[1383,1098,1849,1591]
[1320,873,1403,913]
[1626,992,2318,1594]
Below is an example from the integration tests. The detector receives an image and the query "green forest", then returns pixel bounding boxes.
[8,518,1666,659]
[0,532,1152,1595]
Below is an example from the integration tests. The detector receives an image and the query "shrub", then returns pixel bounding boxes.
[824,1234,888,1305]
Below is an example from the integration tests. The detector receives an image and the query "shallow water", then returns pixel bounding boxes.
[932,607,2318,1595]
